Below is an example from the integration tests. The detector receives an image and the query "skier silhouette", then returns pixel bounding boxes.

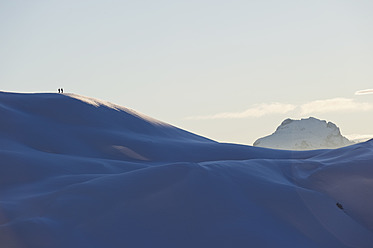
[61,88,64,93]
[336,202,344,210]
[58,88,61,93]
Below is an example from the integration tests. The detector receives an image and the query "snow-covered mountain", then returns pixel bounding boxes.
[253,117,353,150]
[0,92,372,248]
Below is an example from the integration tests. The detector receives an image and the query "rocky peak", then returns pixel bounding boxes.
[253,117,353,150]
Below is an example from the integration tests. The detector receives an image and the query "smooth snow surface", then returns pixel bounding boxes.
[0,92,372,248]
[253,117,353,150]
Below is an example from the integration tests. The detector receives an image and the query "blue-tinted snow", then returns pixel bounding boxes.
[0,92,372,248]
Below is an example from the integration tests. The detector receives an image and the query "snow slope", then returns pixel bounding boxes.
[0,92,372,248]
[253,117,353,150]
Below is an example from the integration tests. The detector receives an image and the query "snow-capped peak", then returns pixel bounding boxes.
[253,117,353,150]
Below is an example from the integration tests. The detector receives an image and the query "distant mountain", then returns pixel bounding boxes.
[253,117,354,150]
[1,93,373,248]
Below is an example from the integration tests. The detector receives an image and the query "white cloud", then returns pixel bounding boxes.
[186,103,296,120]
[300,98,373,115]
[186,98,373,120]
[355,89,373,95]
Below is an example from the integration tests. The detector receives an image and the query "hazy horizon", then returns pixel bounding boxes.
[2,0,373,145]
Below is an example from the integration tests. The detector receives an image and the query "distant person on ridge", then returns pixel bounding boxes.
[336,202,344,210]
[61,88,63,93]
[58,88,61,93]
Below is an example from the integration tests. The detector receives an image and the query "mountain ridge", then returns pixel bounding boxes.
[0,92,372,248]
[253,117,353,150]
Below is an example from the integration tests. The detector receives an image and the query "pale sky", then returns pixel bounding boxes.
[1,0,373,145]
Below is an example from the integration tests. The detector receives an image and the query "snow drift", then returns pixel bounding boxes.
[0,92,372,248]
[253,117,353,150]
